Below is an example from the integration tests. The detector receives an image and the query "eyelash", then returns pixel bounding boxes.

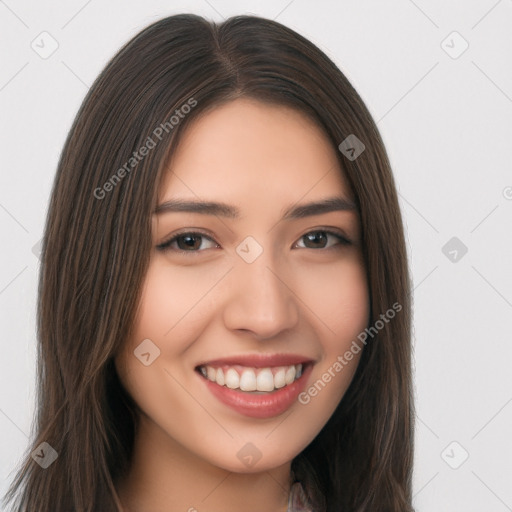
[156,229,352,255]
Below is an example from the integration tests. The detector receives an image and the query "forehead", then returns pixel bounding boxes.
[160,98,351,205]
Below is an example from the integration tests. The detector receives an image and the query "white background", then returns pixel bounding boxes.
[1,1,511,510]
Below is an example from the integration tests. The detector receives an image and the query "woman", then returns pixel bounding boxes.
[4,13,414,512]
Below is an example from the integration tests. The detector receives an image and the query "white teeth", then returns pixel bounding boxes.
[207,366,216,381]
[239,369,257,391]
[284,366,296,385]
[256,368,274,392]
[225,368,240,389]
[274,368,286,389]
[200,363,303,392]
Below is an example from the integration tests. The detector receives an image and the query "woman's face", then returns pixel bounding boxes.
[115,98,369,473]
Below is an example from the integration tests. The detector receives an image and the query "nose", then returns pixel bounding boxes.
[222,251,300,340]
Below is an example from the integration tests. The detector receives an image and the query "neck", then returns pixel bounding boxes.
[116,415,292,512]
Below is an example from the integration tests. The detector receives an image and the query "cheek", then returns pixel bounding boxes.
[292,255,369,415]
[114,260,216,400]
[294,253,369,339]
[115,257,235,412]
[131,258,230,353]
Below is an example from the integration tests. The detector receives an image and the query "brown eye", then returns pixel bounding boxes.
[175,234,202,250]
[296,230,351,250]
[157,232,219,253]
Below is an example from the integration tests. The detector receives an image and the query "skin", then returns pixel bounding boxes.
[114,98,370,512]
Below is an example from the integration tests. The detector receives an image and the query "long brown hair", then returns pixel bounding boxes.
[4,14,413,512]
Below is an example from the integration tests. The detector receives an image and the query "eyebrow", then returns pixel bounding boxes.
[154,196,357,220]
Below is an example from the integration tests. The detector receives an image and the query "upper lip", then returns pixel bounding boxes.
[196,353,315,368]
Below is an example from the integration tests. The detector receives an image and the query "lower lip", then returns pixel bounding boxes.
[201,364,313,419]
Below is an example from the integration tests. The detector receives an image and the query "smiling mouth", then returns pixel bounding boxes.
[196,363,306,393]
